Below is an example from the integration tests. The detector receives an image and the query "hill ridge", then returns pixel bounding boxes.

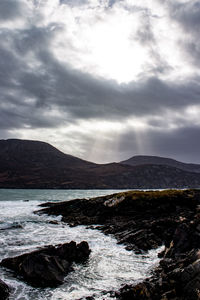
[121,154,200,173]
[1,139,200,189]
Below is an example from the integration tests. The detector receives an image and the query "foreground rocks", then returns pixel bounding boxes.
[116,216,200,300]
[37,189,200,252]
[37,189,200,299]
[0,279,9,299]
[0,241,90,287]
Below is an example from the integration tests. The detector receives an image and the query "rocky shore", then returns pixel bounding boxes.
[37,189,200,299]
[0,240,90,296]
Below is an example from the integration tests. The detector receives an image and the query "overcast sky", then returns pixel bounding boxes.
[0,0,200,163]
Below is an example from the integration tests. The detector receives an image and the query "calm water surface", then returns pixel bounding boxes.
[0,189,162,300]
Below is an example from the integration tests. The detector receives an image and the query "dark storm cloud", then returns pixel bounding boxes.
[150,126,200,163]
[182,40,200,67]
[164,0,200,66]
[19,48,200,120]
[0,23,65,128]
[0,0,26,20]
[59,0,88,6]
[0,0,200,163]
[108,0,119,7]
[118,125,200,164]
[169,1,200,33]
[1,20,200,133]
[135,11,171,76]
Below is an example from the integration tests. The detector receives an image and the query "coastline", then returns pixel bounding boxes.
[37,189,200,299]
[1,189,200,299]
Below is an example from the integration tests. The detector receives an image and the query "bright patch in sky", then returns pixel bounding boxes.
[29,0,196,83]
[1,0,200,163]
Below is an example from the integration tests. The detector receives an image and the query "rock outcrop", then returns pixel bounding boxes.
[0,241,90,287]
[116,215,200,299]
[0,279,9,300]
[37,189,200,252]
[37,189,200,299]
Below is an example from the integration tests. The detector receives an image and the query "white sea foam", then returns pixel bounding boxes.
[0,189,162,300]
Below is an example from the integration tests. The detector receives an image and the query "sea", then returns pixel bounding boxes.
[0,189,162,300]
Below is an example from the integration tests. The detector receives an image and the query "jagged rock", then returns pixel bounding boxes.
[117,283,151,299]
[0,279,9,300]
[37,189,200,252]
[37,189,200,298]
[172,259,200,300]
[0,241,90,287]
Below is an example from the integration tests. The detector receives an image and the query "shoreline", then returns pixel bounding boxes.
[37,189,200,299]
[1,189,200,299]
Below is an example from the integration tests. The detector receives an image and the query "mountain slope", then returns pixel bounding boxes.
[121,155,200,173]
[0,139,97,188]
[0,139,96,170]
[1,139,200,189]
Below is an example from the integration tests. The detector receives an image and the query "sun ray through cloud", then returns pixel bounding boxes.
[0,0,200,163]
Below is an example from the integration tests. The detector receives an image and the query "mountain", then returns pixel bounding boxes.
[0,139,95,169]
[121,155,200,173]
[0,139,97,188]
[1,139,200,189]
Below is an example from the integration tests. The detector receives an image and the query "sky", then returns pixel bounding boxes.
[0,0,200,163]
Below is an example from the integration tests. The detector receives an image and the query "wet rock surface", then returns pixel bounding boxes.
[37,189,200,299]
[0,241,90,287]
[0,278,9,299]
[37,189,200,252]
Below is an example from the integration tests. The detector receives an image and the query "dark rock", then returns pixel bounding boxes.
[175,259,200,300]
[20,253,70,286]
[117,283,151,299]
[0,241,90,287]
[161,289,176,299]
[37,189,200,252]
[36,189,200,298]
[48,220,59,225]
[0,279,9,300]
[171,223,190,254]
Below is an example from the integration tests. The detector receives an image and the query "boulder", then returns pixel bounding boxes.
[0,241,90,287]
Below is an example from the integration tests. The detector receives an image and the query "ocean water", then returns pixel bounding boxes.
[0,189,162,300]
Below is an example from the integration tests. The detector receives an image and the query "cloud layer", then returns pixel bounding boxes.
[0,0,200,163]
